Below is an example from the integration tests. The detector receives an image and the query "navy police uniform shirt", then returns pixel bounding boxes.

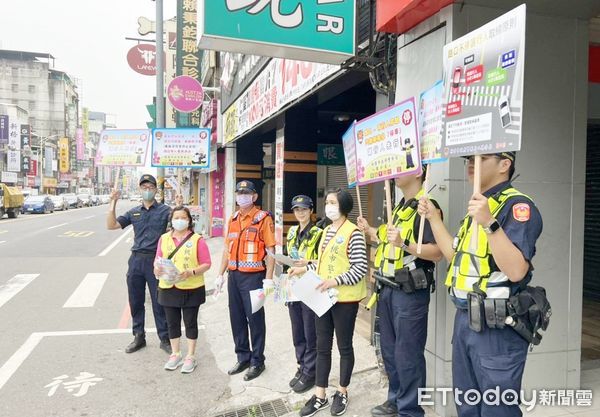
[117,201,171,253]
[483,181,543,264]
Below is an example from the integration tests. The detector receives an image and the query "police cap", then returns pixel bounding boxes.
[139,174,157,187]
[291,195,313,209]
[236,180,257,193]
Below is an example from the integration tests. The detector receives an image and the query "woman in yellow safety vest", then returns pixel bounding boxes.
[290,188,368,417]
[153,206,211,374]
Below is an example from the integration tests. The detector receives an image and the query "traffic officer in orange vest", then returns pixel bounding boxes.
[217,180,276,381]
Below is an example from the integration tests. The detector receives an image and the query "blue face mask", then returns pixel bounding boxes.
[172,219,189,231]
[142,190,156,202]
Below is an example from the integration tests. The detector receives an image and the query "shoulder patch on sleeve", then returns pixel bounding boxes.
[512,203,531,222]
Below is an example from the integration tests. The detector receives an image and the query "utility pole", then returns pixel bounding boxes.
[155,0,165,202]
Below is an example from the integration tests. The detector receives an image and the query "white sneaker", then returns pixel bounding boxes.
[164,353,182,371]
[181,356,197,374]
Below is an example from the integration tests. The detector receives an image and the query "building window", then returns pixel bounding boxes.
[28,85,35,93]
[12,84,18,92]
[29,101,35,110]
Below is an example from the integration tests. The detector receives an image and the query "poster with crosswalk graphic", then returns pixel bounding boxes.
[441,4,526,158]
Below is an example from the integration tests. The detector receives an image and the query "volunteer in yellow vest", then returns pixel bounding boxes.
[285,195,323,394]
[418,152,543,417]
[153,206,211,374]
[217,180,276,381]
[357,166,442,417]
[290,189,368,417]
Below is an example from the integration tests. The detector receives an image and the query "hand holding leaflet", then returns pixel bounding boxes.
[154,257,185,285]
[291,271,337,317]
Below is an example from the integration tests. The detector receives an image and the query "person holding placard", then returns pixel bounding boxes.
[285,195,323,394]
[418,152,543,417]
[106,174,171,354]
[216,180,276,382]
[153,206,211,373]
[289,189,368,417]
[357,165,442,417]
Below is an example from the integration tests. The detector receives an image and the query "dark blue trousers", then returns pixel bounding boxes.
[126,253,168,341]
[227,270,266,366]
[288,301,317,379]
[378,285,430,417]
[452,309,528,417]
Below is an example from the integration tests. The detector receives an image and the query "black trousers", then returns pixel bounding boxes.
[315,302,359,388]
[288,301,317,379]
[163,306,200,340]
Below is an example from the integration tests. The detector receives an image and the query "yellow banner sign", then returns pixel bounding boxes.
[59,137,70,173]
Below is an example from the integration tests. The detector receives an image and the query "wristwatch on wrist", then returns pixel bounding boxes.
[400,238,410,250]
[483,219,501,234]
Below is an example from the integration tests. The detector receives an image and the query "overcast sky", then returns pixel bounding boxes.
[0,0,178,128]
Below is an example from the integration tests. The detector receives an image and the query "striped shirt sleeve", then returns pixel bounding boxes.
[335,230,368,286]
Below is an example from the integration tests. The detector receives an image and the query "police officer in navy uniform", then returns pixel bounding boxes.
[358,166,442,417]
[217,180,276,381]
[419,152,543,417]
[107,174,171,354]
[285,195,323,393]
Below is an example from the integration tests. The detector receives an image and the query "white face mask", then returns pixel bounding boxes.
[172,219,189,231]
[325,204,341,221]
[236,194,254,208]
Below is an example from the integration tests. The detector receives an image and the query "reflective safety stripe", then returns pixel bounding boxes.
[287,224,322,261]
[446,187,532,301]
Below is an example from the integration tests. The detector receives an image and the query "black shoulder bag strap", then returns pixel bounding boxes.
[167,233,194,260]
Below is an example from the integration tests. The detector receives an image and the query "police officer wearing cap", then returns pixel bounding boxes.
[357,166,443,417]
[285,195,323,393]
[107,174,171,354]
[419,152,543,417]
[217,180,276,381]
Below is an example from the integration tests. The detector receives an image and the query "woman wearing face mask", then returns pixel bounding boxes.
[154,206,211,374]
[289,189,368,417]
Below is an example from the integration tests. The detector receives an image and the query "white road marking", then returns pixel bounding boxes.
[0,274,39,309]
[97,228,133,257]
[63,273,109,308]
[47,222,68,230]
[84,215,95,219]
[0,241,5,244]
[0,326,203,391]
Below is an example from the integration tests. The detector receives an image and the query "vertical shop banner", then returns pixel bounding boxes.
[210,152,225,237]
[354,98,422,185]
[177,0,202,127]
[442,4,526,158]
[0,115,8,144]
[199,0,355,64]
[419,81,445,164]
[59,138,70,173]
[20,124,31,172]
[341,122,357,188]
[76,128,85,160]
[151,128,210,168]
[82,107,89,143]
[44,147,53,176]
[95,129,150,166]
[8,120,19,150]
[7,150,20,172]
[274,133,284,251]
[29,157,38,177]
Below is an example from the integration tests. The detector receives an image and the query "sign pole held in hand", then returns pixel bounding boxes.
[470,155,482,251]
[110,167,121,211]
[416,167,430,254]
[355,186,364,218]
[384,179,396,277]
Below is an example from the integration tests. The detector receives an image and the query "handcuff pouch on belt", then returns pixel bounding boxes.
[374,265,434,294]
[467,282,508,332]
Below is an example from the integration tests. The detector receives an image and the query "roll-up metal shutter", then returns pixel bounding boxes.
[326,166,368,224]
[585,124,600,300]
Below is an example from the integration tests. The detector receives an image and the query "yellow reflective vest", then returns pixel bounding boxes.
[286,224,322,261]
[374,189,435,276]
[446,187,531,303]
[317,220,367,303]
[158,232,205,290]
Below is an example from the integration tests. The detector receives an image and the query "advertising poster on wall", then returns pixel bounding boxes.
[442,4,526,158]
[418,80,445,164]
[95,129,150,166]
[151,128,211,168]
[354,98,422,185]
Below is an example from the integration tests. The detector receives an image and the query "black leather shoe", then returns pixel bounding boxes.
[227,361,250,375]
[371,400,397,416]
[243,364,265,381]
[125,334,146,354]
[159,339,172,354]
[292,375,315,393]
[289,369,302,387]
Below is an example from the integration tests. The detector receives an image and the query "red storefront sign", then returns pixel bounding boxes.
[377,0,454,34]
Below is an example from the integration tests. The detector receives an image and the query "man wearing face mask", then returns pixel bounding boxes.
[107,174,171,354]
[217,180,276,381]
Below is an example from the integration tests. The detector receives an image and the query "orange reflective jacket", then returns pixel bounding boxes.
[226,208,272,272]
